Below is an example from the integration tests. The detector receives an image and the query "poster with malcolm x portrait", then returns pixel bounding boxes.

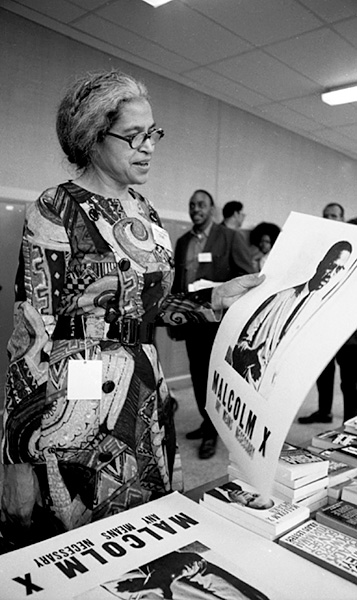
[206,211,357,498]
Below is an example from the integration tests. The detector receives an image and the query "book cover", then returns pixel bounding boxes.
[316,500,357,540]
[279,519,357,585]
[275,446,329,486]
[307,446,357,486]
[273,475,329,502]
[331,444,357,468]
[201,478,309,540]
[311,430,357,451]
[327,460,357,488]
[341,479,357,506]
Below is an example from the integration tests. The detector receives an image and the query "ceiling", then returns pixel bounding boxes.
[3,0,357,160]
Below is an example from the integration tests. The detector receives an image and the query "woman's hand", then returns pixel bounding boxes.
[211,274,265,311]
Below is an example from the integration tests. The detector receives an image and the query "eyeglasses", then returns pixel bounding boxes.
[106,128,164,149]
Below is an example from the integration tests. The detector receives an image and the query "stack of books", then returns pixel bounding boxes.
[200,476,310,541]
[331,444,357,468]
[308,447,357,503]
[229,443,330,512]
[309,429,357,453]
[326,457,357,488]
[272,444,330,511]
[308,430,357,471]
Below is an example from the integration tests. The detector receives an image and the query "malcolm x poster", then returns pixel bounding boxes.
[206,212,357,498]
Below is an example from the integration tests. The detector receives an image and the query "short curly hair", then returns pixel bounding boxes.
[250,222,281,247]
[56,70,149,170]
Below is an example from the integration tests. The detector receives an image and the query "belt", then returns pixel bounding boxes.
[53,316,155,346]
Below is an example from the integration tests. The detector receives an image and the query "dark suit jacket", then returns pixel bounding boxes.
[172,222,253,293]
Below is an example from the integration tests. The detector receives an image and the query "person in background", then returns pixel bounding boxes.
[249,222,281,272]
[299,204,357,424]
[172,191,255,459]
[0,70,263,549]
[222,200,254,275]
[221,200,245,230]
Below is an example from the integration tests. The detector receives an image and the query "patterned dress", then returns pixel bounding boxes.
[2,182,218,534]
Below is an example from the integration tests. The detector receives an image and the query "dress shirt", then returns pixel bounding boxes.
[184,222,213,287]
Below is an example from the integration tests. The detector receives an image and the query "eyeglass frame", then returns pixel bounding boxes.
[106,128,165,149]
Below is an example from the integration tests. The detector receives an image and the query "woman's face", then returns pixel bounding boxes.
[259,234,272,254]
[92,98,156,191]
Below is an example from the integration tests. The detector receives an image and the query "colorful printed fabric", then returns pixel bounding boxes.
[2,182,218,534]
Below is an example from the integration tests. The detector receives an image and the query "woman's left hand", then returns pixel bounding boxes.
[211,274,265,311]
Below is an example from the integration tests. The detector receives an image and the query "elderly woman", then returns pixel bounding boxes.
[1,70,262,548]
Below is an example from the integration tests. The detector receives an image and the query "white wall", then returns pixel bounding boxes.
[2,9,357,228]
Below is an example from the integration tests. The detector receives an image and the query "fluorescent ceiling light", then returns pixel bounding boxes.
[141,0,173,6]
[321,84,357,106]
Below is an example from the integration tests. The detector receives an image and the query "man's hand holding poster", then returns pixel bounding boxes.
[207,212,357,499]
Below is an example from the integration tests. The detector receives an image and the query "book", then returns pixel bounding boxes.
[302,496,328,513]
[316,500,357,540]
[279,519,357,584]
[227,463,328,505]
[327,460,357,488]
[201,478,310,541]
[228,445,329,490]
[344,416,357,434]
[296,488,328,512]
[307,447,357,485]
[276,470,326,490]
[328,480,353,503]
[273,475,329,502]
[331,444,357,468]
[311,430,357,451]
[341,479,357,506]
[275,445,329,487]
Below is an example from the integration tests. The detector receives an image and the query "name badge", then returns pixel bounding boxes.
[151,223,172,252]
[198,252,212,263]
[67,360,103,400]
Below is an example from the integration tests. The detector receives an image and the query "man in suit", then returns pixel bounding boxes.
[221,200,253,276]
[222,200,246,230]
[172,189,254,459]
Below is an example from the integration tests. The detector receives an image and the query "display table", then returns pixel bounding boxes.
[0,489,355,600]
